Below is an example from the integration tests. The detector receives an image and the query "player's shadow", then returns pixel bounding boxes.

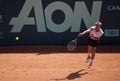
[51,69,88,81]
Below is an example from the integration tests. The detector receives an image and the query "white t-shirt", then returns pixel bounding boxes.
[90,26,104,37]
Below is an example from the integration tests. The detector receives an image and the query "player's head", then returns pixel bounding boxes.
[95,21,102,31]
[95,21,102,27]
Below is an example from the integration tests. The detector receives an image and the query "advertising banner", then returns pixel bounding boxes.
[0,0,120,45]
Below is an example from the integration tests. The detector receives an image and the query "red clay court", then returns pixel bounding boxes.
[0,45,120,81]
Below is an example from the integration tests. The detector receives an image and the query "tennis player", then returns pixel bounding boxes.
[78,21,104,69]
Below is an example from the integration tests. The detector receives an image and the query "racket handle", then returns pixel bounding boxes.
[75,36,79,40]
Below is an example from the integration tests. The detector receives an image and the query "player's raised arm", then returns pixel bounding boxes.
[78,27,93,37]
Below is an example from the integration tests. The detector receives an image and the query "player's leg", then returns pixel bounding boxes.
[86,45,92,63]
[91,47,97,59]
[88,47,97,69]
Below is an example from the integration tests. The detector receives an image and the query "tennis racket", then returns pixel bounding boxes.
[67,37,78,51]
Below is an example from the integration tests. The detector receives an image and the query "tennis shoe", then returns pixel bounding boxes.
[88,61,93,69]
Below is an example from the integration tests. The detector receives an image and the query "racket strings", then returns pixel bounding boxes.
[67,39,77,51]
